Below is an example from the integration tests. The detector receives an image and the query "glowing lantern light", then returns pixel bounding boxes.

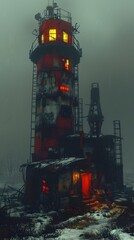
[63,31,68,43]
[41,34,45,43]
[49,29,56,41]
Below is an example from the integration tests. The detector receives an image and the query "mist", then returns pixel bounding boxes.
[0,0,134,179]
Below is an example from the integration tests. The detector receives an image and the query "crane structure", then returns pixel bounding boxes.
[88,83,104,137]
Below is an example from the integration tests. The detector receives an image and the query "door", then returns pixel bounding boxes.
[81,173,92,198]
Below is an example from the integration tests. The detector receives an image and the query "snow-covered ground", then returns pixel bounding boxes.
[0,174,134,240]
[7,210,134,240]
[0,185,133,240]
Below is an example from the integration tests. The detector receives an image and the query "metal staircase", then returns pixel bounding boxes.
[30,64,37,162]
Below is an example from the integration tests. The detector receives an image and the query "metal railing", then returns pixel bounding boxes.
[39,7,72,24]
[29,34,81,58]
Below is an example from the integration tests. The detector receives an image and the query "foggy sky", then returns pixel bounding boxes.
[0,0,134,177]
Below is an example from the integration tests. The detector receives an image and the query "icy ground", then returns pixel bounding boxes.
[0,182,134,240]
[1,207,134,240]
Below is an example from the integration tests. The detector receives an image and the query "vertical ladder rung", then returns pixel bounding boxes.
[113,120,122,165]
[30,63,37,162]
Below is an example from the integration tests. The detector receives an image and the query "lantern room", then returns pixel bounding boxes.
[30,5,82,66]
[39,19,72,45]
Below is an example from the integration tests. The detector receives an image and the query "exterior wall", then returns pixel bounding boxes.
[25,159,92,209]
[32,17,80,161]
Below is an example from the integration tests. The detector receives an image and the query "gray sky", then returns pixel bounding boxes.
[0,0,134,175]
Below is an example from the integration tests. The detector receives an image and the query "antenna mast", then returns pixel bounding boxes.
[48,0,54,6]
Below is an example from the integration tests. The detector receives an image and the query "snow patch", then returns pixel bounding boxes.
[55,228,82,240]
[111,229,134,240]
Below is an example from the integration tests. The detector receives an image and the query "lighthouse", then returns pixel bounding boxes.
[24,1,123,209]
[30,1,82,162]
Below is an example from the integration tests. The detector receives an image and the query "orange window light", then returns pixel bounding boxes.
[49,29,56,41]
[65,59,69,71]
[73,171,80,184]
[60,85,70,92]
[41,34,45,43]
[63,31,68,43]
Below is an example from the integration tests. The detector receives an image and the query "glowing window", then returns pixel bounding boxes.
[49,29,56,41]
[73,171,80,184]
[41,34,45,44]
[65,59,69,71]
[63,31,68,43]
[42,179,49,193]
[60,85,70,92]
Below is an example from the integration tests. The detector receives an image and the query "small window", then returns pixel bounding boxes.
[60,85,70,92]
[41,34,45,44]
[73,171,80,184]
[65,59,69,71]
[63,31,68,43]
[49,29,56,41]
[62,58,70,71]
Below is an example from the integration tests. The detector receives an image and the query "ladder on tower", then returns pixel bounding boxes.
[113,120,123,189]
[73,65,79,133]
[30,64,37,162]
[79,98,83,131]
[113,120,123,165]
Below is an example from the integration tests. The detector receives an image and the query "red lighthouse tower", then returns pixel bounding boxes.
[24,1,123,209]
[30,1,82,162]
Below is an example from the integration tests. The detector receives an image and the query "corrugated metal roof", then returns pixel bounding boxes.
[28,157,86,170]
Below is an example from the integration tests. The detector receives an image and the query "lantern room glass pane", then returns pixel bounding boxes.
[41,34,45,43]
[63,31,68,43]
[49,29,56,41]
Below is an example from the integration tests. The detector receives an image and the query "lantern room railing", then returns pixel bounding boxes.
[37,7,72,25]
[29,34,82,58]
